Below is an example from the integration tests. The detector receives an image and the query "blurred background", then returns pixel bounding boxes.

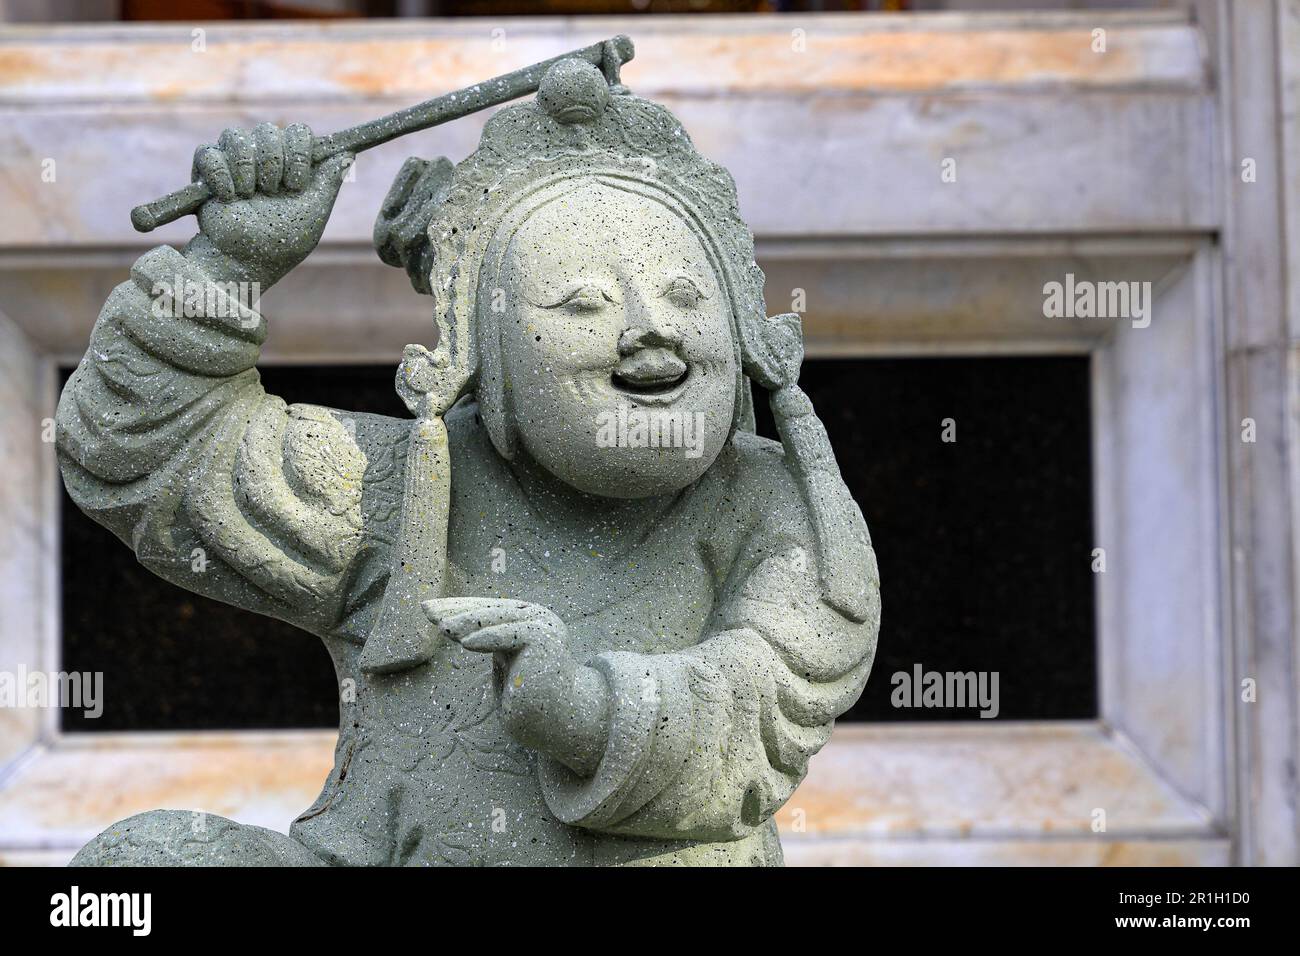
[0,0,1296,866]
[0,1,1200,21]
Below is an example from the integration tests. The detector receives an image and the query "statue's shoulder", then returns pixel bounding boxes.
[687,430,811,579]
[281,404,409,478]
[697,429,809,537]
[278,405,412,546]
[724,429,801,500]
[293,400,485,620]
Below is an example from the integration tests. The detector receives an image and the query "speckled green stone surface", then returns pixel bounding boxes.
[58,54,879,867]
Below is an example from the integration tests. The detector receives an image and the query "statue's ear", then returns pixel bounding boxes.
[374,156,455,296]
[740,312,804,392]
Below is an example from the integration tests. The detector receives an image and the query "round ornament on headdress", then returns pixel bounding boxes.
[537,58,610,125]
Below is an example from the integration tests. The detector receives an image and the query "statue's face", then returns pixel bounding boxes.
[494,182,738,499]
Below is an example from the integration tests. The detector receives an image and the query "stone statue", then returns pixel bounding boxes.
[56,42,880,867]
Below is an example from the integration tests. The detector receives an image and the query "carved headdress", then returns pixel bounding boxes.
[374,57,781,442]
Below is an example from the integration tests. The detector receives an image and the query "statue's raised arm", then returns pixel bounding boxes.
[56,126,383,638]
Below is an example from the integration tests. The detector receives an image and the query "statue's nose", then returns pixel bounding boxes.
[617,322,683,356]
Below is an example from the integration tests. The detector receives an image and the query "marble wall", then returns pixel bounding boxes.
[0,8,1294,865]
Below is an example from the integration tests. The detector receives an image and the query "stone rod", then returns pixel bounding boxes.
[128,34,635,233]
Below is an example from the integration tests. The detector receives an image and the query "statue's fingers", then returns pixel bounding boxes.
[192,145,235,202]
[437,602,537,639]
[218,128,257,199]
[253,122,285,195]
[459,621,531,654]
[421,596,494,625]
[283,123,314,192]
[301,154,354,206]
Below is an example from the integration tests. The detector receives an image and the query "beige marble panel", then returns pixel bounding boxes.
[782,838,1230,867]
[0,312,51,768]
[0,733,336,853]
[0,13,1216,249]
[0,14,1205,105]
[0,722,1216,865]
[0,239,1192,359]
[773,722,1212,840]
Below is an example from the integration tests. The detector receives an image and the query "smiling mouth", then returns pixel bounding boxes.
[610,348,690,400]
[611,368,689,396]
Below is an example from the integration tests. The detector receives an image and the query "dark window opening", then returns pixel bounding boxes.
[752,356,1096,721]
[61,357,1095,731]
[59,366,403,732]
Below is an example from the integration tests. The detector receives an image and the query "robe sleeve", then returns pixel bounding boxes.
[538,453,880,842]
[55,244,396,638]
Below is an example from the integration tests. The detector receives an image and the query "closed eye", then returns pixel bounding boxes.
[663,275,706,309]
[533,284,617,313]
